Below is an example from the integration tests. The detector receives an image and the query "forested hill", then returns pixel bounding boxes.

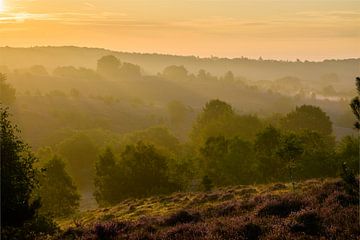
[0,46,359,84]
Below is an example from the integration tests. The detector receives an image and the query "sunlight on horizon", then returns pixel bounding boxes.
[0,0,359,60]
[0,0,4,12]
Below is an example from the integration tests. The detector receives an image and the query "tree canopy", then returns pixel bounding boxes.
[280,105,333,135]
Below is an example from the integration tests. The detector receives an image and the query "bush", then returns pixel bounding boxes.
[258,195,305,217]
[93,222,119,240]
[164,210,201,226]
[240,223,263,240]
[291,210,323,235]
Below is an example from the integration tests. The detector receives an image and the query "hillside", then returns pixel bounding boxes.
[56,178,359,239]
[1,46,359,89]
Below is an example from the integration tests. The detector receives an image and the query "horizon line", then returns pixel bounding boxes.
[1,45,359,63]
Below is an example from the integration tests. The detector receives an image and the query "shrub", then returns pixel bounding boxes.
[93,222,118,240]
[290,210,323,235]
[240,223,263,240]
[258,195,305,217]
[164,210,201,226]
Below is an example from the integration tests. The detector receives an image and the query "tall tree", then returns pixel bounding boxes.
[276,133,304,187]
[37,156,80,217]
[0,107,38,227]
[94,147,122,206]
[254,126,283,182]
[350,77,360,129]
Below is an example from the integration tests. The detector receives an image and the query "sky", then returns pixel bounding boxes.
[0,0,359,60]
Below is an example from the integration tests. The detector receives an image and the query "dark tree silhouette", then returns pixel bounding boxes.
[280,105,332,135]
[0,107,39,227]
[350,77,360,129]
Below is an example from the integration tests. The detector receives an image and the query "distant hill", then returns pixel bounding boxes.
[1,46,359,86]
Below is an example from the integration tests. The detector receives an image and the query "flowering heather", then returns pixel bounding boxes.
[56,178,359,240]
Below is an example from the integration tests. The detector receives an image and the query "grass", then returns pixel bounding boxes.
[55,178,359,239]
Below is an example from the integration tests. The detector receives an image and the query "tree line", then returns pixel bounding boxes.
[1,76,359,239]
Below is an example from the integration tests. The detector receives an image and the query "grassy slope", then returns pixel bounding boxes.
[57,178,359,239]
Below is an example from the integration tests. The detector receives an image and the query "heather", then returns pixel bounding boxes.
[56,178,359,240]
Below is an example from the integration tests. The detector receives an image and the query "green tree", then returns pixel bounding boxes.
[296,130,336,179]
[94,147,122,206]
[0,74,16,105]
[276,133,304,186]
[37,156,80,217]
[0,107,58,239]
[337,135,359,174]
[350,77,360,129]
[57,133,98,190]
[121,126,180,155]
[200,136,255,186]
[280,105,332,136]
[254,126,283,182]
[191,99,262,147]
[1,107,39,227]
[120,142,177,198]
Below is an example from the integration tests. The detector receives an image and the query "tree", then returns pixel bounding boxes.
[119,62,141,79]
[37,156,80,217]
[97,55,121,78]
[296,130,336,179]
[94,147,122,206]
[337,135,359,174]
[280,105,332,136]
[94,143,177,205]
[200,136,255,186]
[122,126,180,155]
[254,126,283,182]
[350,77,360,129]
[276,133,304,187]
[223,71,234,82]
[57,133,98,190]
[0,107,39,227]
[120,142,177,198]
[191,100,263,147]
[167,100,190,126]
[0,74,16,105]
[162,65,188,81]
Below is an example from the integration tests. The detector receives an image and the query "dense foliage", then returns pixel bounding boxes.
[94,143,178,205]
[0,107,57,239]
[0,51,358,239]
[37,156,80,217]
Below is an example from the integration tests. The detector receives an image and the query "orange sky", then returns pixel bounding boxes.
[0,0,359,60]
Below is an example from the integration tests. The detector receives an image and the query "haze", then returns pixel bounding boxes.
[1,0,359,60]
